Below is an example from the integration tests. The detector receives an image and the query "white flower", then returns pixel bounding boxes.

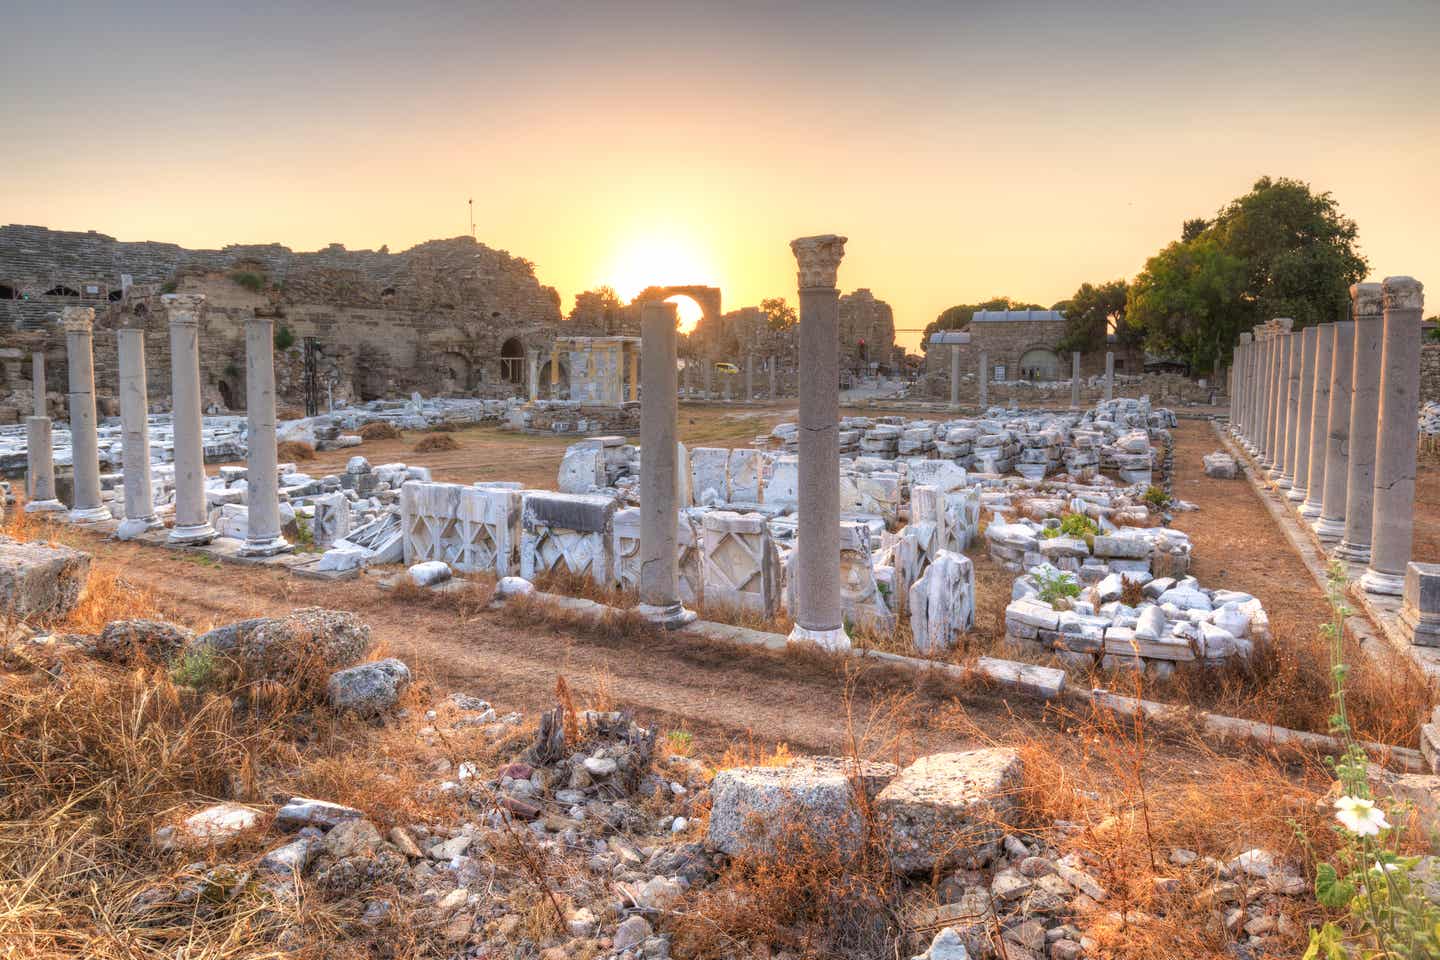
[1334,796,1390,837]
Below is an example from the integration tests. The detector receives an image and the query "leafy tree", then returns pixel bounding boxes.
[1181,218,1210,242]
[761,296,797,331]
[1058,280,1135,354]
[1128,176,1367,373]
[920,297,1044,353]
[568,286,622,327]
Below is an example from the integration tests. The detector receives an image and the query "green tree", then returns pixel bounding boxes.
[568,286,622,327]
[920,297,1043,353]
[1058,280,1134,354]
[1128,233,1247,372]
[761,296,797,331]
[1181,217,1210,242]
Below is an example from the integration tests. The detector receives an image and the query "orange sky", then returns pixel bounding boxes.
[6,2,1437,351]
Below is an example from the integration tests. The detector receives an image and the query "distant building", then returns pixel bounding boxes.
[926,308,1142,382]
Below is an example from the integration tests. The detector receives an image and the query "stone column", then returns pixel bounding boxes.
[1070,352,1081,409]
[1255,331,1274,462]
[165,295,217,544]
[628,342,640,402]
[1268,332,1295,486]
[1103,351,1114,403]
[549,344,560,397]
[116,328,160,539]
[978,351,989,410]
[788,234,849,652]
[1338,285,1384,563]
[769,357,778,400]
[63,307,109,522]
[1300,324,1334,519]
[635,301,694,628]
[1287,326,1317,503]
[527,349,540,403]
[31,351,45,418]
[1361,276,1425,595]
[1314,319,1354,541]
[240,315,291,557]
[949,344,961,409]
[744,354,754,402]
[23,416,64,512]
[1234,335,1251,440]
[704,357,713,399]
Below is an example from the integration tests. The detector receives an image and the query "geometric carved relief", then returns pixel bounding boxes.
[519,491,617,587]
[700,510,776,616]
[401,481,521,576]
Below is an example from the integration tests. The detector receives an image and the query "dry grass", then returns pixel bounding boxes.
[276,439,316,461]
[413,433,459,453]
[358,421,402,441]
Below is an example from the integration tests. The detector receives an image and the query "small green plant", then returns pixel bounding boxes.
[231,270,266,293]
[1299,561,1440,959]
[293,514,314,548]
[273,324,296,351]
[1035,567,1082,608]
[160,280,178,294]
[1143,485,1171,509]
[169,645,222,690]
[665,729,694,756]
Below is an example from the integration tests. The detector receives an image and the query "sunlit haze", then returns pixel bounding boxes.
[6,1,1437,350]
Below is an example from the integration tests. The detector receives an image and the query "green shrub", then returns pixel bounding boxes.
[231,271,266,293]
[273,325,296,351]
[170,645,223,690]
[160,280,178,294]
[1143,485,1171,509]
[1035,567,1082,608]
[1040,513,1099,542]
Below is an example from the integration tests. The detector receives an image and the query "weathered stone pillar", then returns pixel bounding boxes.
[31,351,45,418]
[1314,319,1354,542]
[1299,324,1334,519]
[165,295,216,544]
[1254,330,1274,461]
[549,344,559,397]
[628,342,640,402]
[704,357,713,399]
[788,234,849,652]
[978,351,989,410]
[1268,331,1295,486]
[1361,276,1424,595]
[1287,326,1317,503]
[744,354,753,402]
[527,349,540,403]
[116,328,160,539]
[949,345,961,409]
[63,307,109,522]
[240,315,291,557]
[635,301,694,628]
[1338,285,1384,564]
[1103,351,1114,403]
[769,357,778,400]
[1070,352,1081,409]
[23,416,64,512]
[1234,334,1252,440]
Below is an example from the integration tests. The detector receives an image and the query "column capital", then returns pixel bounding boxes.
[1350,282,1383,318]
[1239,332,1253,343]
[162,293,206,325]
[1273,317,1295,333]
[789,234,847,290]
[245,312,276,329]
[1381,276,1424,312]
[61,306,95,332]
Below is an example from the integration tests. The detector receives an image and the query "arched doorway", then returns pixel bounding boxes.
[437,352,471,393]
[1018,347,1061,381]
[0,283,15,300]
[217,378,239,410]
[499,337,525,383]
[45,285,79,297]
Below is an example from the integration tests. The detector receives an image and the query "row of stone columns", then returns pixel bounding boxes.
[25,296,291,558]
[1228,277,1424,598]
[946,348,1097,412]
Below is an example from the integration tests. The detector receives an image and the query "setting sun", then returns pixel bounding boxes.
[600,229,714,333]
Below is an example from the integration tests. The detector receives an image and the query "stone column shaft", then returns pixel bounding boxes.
[1314,320,1354,541]
[240,315,291,556]
[1300,325,1333,518]
[116,328,160,538]
[1256,334,1275,461]
[165,295,216,544]
[1288,326,1317,502]
[1362,277,1425,595]
[628,342,640,402]
[32,352,45,418]
[527,350,540,403]
[744,354,753,402]
[1103,351,1114,403]
[978,351,989,409]
[635,302,693,627]
[949,345,961,409]
[1070,352,1081,409]
[769,357,778,400]
[789,234,849,652]
[1267,333,1292,481]
[23,416,64,512]
[1338,287,1384,563]
[63,307,109,522]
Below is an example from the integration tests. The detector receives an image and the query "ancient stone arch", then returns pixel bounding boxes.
[499,336,526,383]
[1017,345,1062,381]
[637,286,721,336]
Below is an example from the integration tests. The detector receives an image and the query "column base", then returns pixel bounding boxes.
[1399,607,1440,648]
[634,602,697,630]
[1285,485,1307,503]
[787,623,851,653]
[1334,540,1371,565]
[1298,499,1323,520]
[1312,516,1346,542]
[1359,567,1404,596]
[24,499,67,514]
[169,522,218,546]
[116,516,163,540]
[67,505,112,524]
[239,535,293,558]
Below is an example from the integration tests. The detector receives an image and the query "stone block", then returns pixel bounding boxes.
[402,481,521,576]
[311,491,350,548]
[689,447,730,505]
[877,748,1024,874]
[557,445,605,493]
[909,550,975,654]
[1203,451,1238,479]
[520,491,617,587]
[701,510,778,616]
[727,449,764,503]
[0,535,90,619]
[1401,562,1440,647]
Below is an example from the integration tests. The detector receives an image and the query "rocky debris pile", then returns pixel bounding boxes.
[504,399,641,436]
[279,394,509,448]
[985,519,1192,579]
[1203,451,1239,479]
[1421,400,1440,437]
[0,534,91,618]
[0,414,248,479]
[1005,566,1269,676]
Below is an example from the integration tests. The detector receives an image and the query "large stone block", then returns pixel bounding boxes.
[877,748,1024,874]
[909,550,975,654]
[689,447,730,506]
[706,757,898,857]
[401,481,522,576]
[311,491,351,548]
[520,491,618,586]
[727,449,765,503]
[557,445,605,493]
[1401,562,1440,647]
[701,510,778,616]
[0,535,90,619]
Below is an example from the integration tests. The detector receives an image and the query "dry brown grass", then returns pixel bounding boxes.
[358,421,402,441]
[275,439,316,461]
[424,422,461,433]
[413,433,459,454]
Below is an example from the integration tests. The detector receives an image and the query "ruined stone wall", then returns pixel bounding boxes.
[1422,342,1440,405]
[1,225,564,409]
[923,318,1144,382]
[837,288,896,372]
